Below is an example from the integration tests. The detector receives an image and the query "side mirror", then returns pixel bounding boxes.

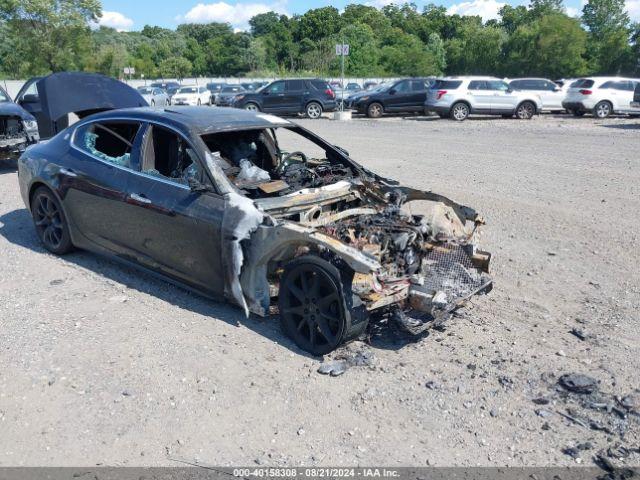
[389,89,396,95]
[21,94,39,104]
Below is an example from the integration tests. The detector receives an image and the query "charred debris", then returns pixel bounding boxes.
[207,125,492,336]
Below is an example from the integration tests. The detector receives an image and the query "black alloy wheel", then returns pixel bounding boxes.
[279,256,349,355]
[31,187,73,254]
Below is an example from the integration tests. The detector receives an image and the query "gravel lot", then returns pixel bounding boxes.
[0,113,638,468]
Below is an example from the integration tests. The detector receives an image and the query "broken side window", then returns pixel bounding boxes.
[139,124,200,186]
[74,121,141,168]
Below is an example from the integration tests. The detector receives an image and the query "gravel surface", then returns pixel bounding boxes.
[0,113,638,467]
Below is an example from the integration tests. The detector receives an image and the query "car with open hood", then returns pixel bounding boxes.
[0,85,40,161]
[17,80,492,355]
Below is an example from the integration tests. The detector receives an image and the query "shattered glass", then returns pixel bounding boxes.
[84,132,130,167]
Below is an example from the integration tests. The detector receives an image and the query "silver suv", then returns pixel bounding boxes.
[426,76,543,121]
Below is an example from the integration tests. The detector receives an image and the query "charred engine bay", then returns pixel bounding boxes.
[0,116,27,144]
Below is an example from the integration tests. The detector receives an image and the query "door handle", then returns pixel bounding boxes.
[59,167,78,177]
[129,193,152,204]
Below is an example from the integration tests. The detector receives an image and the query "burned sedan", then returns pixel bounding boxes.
[18,106,491,354]
[0,85,39,160]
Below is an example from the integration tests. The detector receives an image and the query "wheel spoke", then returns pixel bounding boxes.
[282,304,306,316]
[316,316,335,343]
[287,282,306,302]
[308,324,316,345]
[318,292,339,308]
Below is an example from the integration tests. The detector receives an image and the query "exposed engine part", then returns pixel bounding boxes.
[279,161,354,194]
[0,116,28,160]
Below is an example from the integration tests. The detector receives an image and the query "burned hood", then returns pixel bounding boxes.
[0,102,35,121]
[37,72,148,121]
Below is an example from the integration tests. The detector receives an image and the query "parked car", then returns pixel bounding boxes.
[216,85,246,106]
[508,78,565,112]
[345,83,362,93]
[171,85,212,106]
[352,78,434,118]
[206,82,227,104]
[562,77,639,118]
[18,100,491,354]
[343,82,391,109]
[425,76,543,121]
[0,85,40,160]
[166,85,181,101]
[150,81,180,92]
[631,82,640,110]
[232,78,337,119]
[137,86,170,107]
[363,81,378,90]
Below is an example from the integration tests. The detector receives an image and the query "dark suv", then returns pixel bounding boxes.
[352,78,434,118]
[231,79,337,119]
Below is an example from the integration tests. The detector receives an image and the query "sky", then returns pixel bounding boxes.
[98,0,640,32]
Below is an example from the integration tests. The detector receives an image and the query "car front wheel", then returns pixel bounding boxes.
[244,103,260,112]
[31,186,73,255]
[278,256,366,355]
[306,102,323,119]
[367,102,383,118]
[450,102,469,121]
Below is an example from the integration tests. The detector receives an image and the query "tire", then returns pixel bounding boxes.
[593,101,612,119]
[31,186,73,255]
[278,255,367,355]
[450,102,469,121]
[367,102,383,118]
[165,99,170,106]
[306,101,323,119]
[197,99,201,106]
[515,101,535,120]
[244,102,260,112]
[150,99,155,107]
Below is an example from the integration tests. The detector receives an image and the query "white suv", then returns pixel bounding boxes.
[426,76,543,121]
[562,77,639,118]
[508,78,565,111]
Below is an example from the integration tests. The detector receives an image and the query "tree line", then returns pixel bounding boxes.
[1,0,638,80]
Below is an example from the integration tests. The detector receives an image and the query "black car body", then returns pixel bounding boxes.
[19,89,491,355]
[632,82,640,109]
[0,85,40,160]
[232,79,337,119]
[216,85,246,106]
[352,78,434,117]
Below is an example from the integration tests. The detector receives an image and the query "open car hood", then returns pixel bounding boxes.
[37,72,148,121]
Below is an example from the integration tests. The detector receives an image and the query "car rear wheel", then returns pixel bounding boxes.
[244,103,260,112]
[306,102,323,119]
[31,187,73,255]
[279,256,364,355]
[594,101,612,119]
[367,102,383,118]
[515,101,535,120]
[450,102,469,121]
[197,99,201,106]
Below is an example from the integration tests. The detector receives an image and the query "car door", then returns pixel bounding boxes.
[122,123,226,295]
[467,81,492,112]
[261,81,286,112]
[284,79,306,113]
[539,80,564,109]
[487,80,517,112]
[15,78,66,139]
[384,80,412,111]
[64,119,145,256]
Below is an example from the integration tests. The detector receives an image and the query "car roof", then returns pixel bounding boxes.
[83,106,292,135]
[442,76,500,80]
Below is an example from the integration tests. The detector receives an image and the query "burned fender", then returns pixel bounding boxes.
[241,222,382,316]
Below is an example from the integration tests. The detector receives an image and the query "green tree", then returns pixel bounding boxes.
[0,0,101,75]
[159,56,192,79]
[582,0,632,73]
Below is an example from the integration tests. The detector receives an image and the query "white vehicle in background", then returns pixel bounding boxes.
[508,78,566,112]
[171,85,212,106]
[425,76,543,121]
[562,77,639,118]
